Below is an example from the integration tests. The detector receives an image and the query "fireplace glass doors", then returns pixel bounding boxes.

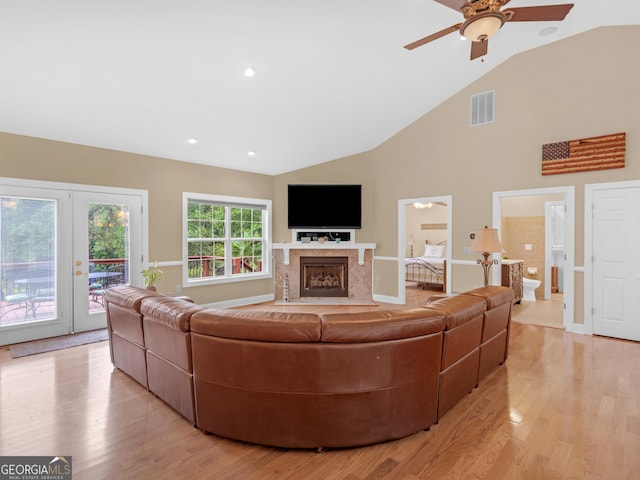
[300,256,348,298]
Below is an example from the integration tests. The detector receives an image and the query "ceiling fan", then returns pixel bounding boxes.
[404,0,574,60]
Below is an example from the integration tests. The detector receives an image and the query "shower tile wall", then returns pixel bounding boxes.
[502,216,545,298]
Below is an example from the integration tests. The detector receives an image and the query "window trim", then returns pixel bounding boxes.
[183,192,271,287]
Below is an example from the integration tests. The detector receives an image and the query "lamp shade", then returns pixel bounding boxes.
[470,227,502,253]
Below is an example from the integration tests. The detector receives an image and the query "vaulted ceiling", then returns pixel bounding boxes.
[1,1,638,175]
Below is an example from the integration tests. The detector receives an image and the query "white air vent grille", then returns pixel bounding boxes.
[470,89,495,126]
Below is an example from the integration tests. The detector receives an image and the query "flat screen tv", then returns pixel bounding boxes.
[288,184,362,229]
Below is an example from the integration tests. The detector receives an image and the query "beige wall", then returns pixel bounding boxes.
[281,26,640,309]
[0,133,274,304]
[2,26,639,316]
[362,26,640,300]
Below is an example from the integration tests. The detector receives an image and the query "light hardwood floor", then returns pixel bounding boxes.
[1,290,639,479]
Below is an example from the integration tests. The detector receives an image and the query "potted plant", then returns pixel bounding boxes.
[141,261,163,291]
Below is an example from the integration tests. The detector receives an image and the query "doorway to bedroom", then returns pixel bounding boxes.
[397,195,452,305]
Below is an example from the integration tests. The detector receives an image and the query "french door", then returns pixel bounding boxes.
[72,191,143,333]
[0,179,146,345]
[0,185,72,344]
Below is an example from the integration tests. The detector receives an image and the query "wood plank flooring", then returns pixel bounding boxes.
[1,288,639,479]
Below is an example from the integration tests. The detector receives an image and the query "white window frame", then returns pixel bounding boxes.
[183,192,271,286]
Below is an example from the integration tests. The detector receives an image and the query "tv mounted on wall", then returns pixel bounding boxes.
[287,184,362,229]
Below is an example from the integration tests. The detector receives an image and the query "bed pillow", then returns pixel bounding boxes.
[424,245,445,258]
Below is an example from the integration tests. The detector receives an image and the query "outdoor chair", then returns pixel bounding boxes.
[91,264,126,305]
[0,288,30,320]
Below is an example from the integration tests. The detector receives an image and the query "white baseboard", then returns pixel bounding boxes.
[373,293,402,304]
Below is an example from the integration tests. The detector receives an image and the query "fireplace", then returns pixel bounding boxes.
[300,256,348,298]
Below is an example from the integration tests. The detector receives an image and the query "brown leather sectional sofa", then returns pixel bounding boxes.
[105,284,513,450]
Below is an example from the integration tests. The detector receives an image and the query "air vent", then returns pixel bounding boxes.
[470,89,495,126]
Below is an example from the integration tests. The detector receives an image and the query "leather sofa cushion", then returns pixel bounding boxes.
[480,302,511,342]
[320,308,445,343]
[440,316,483,371]
[424,295,486,330]
[192,330,443,448]
[146,350,195,423]
[141,296,205,332]
[105,285,157,311]
[191,309,322,342]
[424,295,485,372]
[463,286,514,309]
[478,329,508,381]
[111,332,148,387]
[461,286,513,343]
[142,297,204,372]
[108,303,145,345]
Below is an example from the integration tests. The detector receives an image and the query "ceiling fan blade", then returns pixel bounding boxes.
[506,4,574,22]
[404,23,462,50]
[433,0,468,12]
[470,39,488,60]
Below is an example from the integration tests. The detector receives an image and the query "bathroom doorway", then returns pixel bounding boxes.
[545,201,565,299]
[493,187,575,331]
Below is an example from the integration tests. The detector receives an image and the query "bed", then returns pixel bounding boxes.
[405,242,446,290]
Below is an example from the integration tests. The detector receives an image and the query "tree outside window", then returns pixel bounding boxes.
[185,195,269,283]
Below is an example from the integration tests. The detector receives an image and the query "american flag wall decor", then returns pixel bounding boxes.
[541,132,626,176]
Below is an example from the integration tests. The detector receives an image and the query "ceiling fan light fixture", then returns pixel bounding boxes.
[460,12,505,42]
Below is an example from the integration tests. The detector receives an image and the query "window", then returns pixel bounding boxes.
[183,193,271,285]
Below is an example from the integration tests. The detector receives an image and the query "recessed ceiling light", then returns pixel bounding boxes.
[247,150,256,156]
[187,138,198,144]
[243,67,255,78]
[539,26,558,37]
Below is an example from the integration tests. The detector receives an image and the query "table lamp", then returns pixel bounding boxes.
[469,226,502,286]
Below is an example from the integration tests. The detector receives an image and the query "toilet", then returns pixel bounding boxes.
[522,277,541,301]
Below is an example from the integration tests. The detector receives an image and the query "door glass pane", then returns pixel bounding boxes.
[87,203,130,314]
[1,196,56,326]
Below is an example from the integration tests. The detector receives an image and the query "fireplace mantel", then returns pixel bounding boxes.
[273,243,376,266]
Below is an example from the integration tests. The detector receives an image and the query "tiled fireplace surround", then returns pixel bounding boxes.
[272,243,375,303]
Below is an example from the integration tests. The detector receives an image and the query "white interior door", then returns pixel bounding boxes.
[592,186,640,341]
[72,191,143,333]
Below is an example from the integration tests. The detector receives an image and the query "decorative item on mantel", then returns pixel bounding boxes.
[469,227,502,286]
[282,274,289,303]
